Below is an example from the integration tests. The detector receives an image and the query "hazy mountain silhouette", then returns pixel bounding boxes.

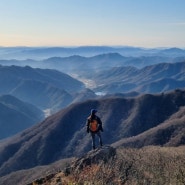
[159,47,185,57]
[1,51,185,76]
[0,95,44,139]
[41,53,128,75]
[26,53,185,74]
[93,61,185,93]
[1,46,185,60]
[0,89,185,176]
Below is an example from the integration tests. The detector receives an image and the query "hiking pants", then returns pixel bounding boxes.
[91,131,103,149]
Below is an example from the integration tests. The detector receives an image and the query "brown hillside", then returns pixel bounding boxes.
[0,89,185,177]
[113,105,185,148]
[3,146,185,185]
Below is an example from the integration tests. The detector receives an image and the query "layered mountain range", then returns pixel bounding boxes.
[1,59,185,98]
[1,52,185,74]
[0,65,84,112]
[0,59,185,144]
[1,46,185,60]
[93,61,185,93]
[0,89,185,177]
[0,46,185,183]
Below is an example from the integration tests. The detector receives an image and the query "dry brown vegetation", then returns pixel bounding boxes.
[2,146,185,185]
[61,146,185,185]
[1,89,185,177]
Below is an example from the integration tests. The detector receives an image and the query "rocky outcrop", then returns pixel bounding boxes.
[28,146,116,185]
[65,145,116,175]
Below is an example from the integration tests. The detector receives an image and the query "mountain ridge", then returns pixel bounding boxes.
[93,61,185,93]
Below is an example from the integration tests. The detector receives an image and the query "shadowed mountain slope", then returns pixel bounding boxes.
[11,79,73,111]
[0,89,185,176]
[0,95,44,139]
[0,65,84,110]
[0,65,84,93]
[113,105,185,148]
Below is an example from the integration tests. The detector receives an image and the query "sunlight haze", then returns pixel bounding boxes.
[1,0,185,47]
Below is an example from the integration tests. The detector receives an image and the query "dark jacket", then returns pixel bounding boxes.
[86,114,103,133]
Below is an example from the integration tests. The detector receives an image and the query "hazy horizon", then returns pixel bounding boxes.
[1,0,185,48]
[0,45,185,50]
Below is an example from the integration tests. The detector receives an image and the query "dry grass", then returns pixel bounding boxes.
[63,146,185,185]
[5,146,185,185]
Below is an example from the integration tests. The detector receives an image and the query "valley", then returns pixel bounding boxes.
[69,73,97,89]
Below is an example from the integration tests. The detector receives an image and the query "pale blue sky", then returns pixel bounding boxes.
[0,0,185,47]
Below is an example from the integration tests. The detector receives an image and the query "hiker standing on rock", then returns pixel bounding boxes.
[86,109,103,150]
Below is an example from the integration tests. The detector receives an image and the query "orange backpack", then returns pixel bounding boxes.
[89,119,98,132]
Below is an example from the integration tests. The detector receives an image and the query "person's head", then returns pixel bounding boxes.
[91,109,97,115]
